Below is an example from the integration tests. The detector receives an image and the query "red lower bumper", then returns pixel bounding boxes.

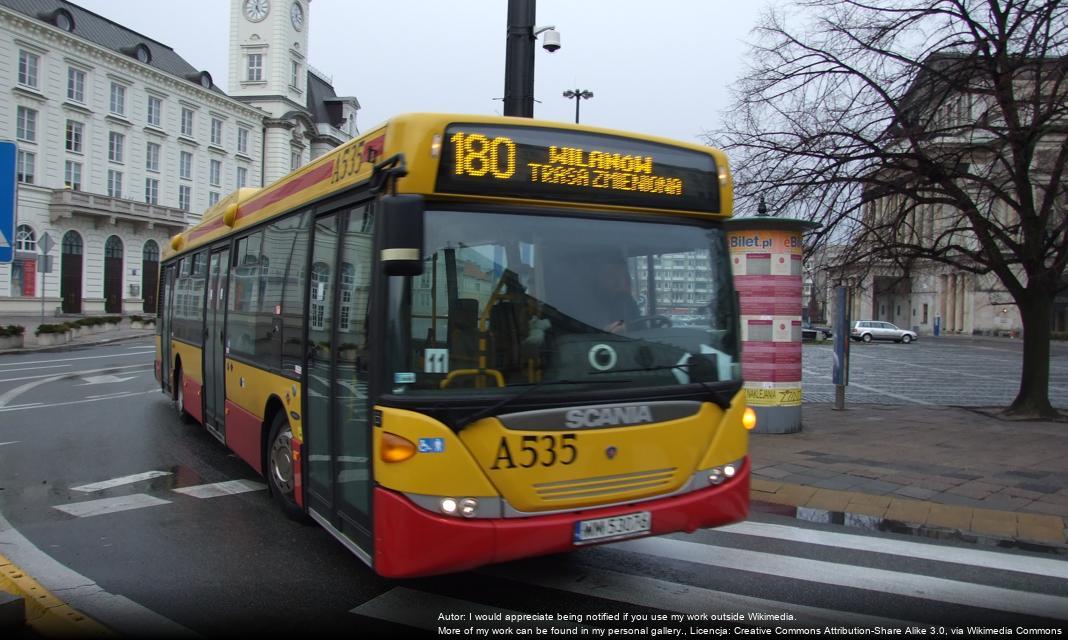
[373,459,749,578]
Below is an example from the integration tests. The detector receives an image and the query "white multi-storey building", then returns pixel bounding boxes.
[0,0,358,316]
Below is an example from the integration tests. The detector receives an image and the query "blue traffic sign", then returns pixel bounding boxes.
[0,141,16,263]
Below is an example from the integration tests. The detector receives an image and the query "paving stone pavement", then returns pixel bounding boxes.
[750,402,1068,549]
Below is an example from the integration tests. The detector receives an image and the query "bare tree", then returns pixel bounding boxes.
[713,0,1068,418]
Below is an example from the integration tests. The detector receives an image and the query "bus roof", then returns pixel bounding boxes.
[164,113,732,260]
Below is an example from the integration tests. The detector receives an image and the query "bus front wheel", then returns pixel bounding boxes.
[267,412,306,521]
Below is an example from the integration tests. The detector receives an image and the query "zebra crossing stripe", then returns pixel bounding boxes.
[481,563,916,628]
[71,471,172,493]
[53,494,170,518]
[172,480,266,499]
[615,536,1068,620]
[718,521,1068,579]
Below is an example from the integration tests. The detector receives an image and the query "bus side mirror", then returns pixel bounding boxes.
[380,195,424,276]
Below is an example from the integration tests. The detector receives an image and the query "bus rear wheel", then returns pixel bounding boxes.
[267,412,306,521]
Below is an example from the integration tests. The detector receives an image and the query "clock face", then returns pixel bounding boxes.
[244,0,269,22]
[290,2,304,30]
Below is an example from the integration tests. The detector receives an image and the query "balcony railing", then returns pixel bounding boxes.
[49,189,188,232]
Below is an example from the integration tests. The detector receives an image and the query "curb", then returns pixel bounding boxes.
[0,332,154,356]
[0,553,113,637]
[752,479,1068,553]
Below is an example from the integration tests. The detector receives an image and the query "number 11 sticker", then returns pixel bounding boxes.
[424,348,449,373]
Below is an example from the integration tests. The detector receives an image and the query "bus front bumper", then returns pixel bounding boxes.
[372,458,749,578]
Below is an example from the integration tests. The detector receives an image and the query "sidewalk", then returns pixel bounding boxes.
[750,403,1068,550]
[0,316,155,354]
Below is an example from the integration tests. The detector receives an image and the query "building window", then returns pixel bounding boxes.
[146,142,160,172]
[16,150,34,184]
[180,151,193,180]
[291,150,300,170]
[179,184,191,211]
[16,106,37,142]
[290,60,299,88]
[237,127,249,154]
[67,67,85,102]
[147,96,162,127]
[65,160,82,191]
[107,169,123,198]
[209,159,221,187]
[236,166,248,188]
[15,224,36,251]
[211,118,223,146]
[180,108,194,137]
[208,191,220,206]
[247,54,263,82]
[109,83,126,116]
[108,132,125,163]
[17,50,38,88]
[145,177,159,205]
[65,120,83,153]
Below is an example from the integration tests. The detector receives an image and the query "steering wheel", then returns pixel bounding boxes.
[626,315,673,331]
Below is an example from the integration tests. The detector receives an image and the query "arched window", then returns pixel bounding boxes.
[15,224,36,252]
[62,230,83,255]
[105,235,123,258]
[142,239,159,262]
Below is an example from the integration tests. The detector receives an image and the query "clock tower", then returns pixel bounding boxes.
[230,0,339,184]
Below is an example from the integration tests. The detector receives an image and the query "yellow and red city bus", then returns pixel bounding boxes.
[154,113,754,577]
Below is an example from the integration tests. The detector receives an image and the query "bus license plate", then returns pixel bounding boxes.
[573,511,651,545]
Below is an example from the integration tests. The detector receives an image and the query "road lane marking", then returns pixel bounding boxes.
[0,390,157,413]
[173,480,266,499]
[0,363,71,373]
[53,494,171,518]
[482,563,916,628]
[0,366,151,405]
[0,351,153,368]
[71,471,173,493]
[718,521,1068,579]
[616,536,1068,620]
[0,364,151,384]
[0,441,19,446]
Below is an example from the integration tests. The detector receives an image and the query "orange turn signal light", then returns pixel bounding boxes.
[381,432,417,463]
[742,407,758,431]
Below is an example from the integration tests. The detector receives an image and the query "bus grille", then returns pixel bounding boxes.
[532,468,677,502]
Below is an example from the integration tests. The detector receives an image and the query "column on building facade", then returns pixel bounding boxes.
[263,120,297,185]
[947,274,957,332]
[957,273,967,333]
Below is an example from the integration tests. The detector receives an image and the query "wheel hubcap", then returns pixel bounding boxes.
[271,427,294,494]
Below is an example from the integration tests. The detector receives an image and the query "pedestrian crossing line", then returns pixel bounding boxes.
[615,536,1068,620]
[53,494,171,518]
[71,471,173,493]
[482,562,917,628]
[172,480,266,499]
[718,521,1068,580]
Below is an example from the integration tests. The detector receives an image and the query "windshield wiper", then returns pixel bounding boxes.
[590,364,734,409]
[452,378,631,431]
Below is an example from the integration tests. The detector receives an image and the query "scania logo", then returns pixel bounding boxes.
[565,405,654,428]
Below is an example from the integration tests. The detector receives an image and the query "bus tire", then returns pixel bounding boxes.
[173,365,193,424]
[267,412,306,521]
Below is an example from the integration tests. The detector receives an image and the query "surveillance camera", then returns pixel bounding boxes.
[542,29,561,52]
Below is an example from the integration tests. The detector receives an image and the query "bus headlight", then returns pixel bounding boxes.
[440,498,458,515]
[459,498,478,518]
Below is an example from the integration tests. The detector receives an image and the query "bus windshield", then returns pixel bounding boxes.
[386,209,741,397]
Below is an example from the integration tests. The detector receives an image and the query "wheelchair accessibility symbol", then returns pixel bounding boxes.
[418,438,445,453]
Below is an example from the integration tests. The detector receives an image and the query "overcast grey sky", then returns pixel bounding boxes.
[73,0,775,144]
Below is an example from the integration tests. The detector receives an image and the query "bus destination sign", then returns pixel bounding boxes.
[435,124,722,213]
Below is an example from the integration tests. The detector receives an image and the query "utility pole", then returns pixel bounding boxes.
[503,0,536,117]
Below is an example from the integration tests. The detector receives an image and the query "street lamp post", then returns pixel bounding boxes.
[503,0,560,118]
[563,89,593,123]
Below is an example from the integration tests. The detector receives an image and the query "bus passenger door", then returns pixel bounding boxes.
[203,246,230,440]
[304,206,374,557]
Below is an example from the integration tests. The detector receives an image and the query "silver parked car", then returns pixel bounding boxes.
[850,320,918,344]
